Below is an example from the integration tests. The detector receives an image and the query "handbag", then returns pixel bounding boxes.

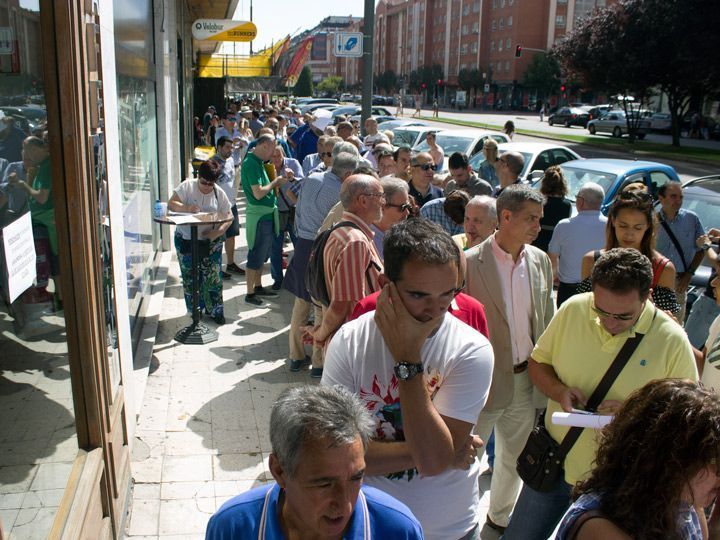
[516,316,653,492]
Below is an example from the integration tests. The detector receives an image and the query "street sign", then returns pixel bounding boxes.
[192,20,257,42]
[334,32,363,58]
[484,83,490,93]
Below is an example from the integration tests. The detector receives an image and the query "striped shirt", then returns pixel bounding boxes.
[294,170,343,240]
[323,212,383,305]
[420,197,464,236]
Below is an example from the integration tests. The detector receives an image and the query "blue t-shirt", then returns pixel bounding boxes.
[206,483,424,540]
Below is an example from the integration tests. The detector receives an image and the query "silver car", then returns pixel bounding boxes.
[587,110,650,139]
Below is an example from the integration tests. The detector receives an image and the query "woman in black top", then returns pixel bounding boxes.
[533,165,571,253]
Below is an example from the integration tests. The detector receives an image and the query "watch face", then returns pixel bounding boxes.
[397,365,410,379]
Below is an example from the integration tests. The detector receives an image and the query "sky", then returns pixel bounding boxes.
[218,0,369,55]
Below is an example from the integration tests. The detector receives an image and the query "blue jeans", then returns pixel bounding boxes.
[486,430,495,468]
[270,211,297,283]
[686,294,720,349]
[502,475,572,540]
[247,218,277,270]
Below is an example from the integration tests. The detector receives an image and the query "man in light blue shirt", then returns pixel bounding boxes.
[548,182,607,306]
[655,182,705,322]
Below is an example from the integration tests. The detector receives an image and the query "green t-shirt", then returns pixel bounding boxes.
[241,152,276,209]
[28,158,58,254]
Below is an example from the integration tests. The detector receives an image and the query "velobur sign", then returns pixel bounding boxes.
[191,19,257,42]
[334,31,363,57]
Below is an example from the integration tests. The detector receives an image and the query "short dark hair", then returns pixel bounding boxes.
[198,159,222,182]
[448,152,469,170]
[443,190,470,225]
[255,133,276,147]
[657,182,680,197]
[383,218,460,282]
[222,112,236,121]
[591,248,653,298]
[496,184,545,215]
[216,136,233,149]
[393,146,411,161]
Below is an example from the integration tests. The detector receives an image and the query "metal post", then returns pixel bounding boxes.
[361,0,374,134]
[249,0,254,55]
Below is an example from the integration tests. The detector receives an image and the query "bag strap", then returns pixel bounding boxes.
[658,214,689,272]
[651,257,669,289]
[557,309,657,456]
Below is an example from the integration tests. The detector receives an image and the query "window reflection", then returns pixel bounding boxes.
[0,3,77,538]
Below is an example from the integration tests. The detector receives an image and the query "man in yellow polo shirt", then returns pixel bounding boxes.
[503,248,697,539]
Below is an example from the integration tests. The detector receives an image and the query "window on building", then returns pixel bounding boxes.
[492,19,496,30]
[497,61,502,71]
[500,0,506,7]
[472,21,479,33]
[556,15,566,26]
[463,4,470,15]
[498,40,503,51]
[473,1,481,13]
[493,0,497,8]
[499,17,504,30]
[461,44,468,54]
[506,38,511,48]
[507,15,513,26]
[462,24,468,35]
[471,42,478,53]
[491,40,496,51]
[505,60,510,70]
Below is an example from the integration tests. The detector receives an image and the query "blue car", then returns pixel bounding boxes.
[556,158,681,214]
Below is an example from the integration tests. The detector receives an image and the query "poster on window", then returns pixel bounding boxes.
[2,212,37,302]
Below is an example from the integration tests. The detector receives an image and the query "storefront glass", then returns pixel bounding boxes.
[0,2,76,537]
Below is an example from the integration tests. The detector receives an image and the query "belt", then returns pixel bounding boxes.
[513,360,529,374]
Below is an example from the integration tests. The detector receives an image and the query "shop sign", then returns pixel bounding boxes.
[192,20,257,42]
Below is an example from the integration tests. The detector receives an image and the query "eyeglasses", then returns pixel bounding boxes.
[385,202,412,212]
[413,163,437,172]
[362,192,386,200]
[198,178,216,186]
[591,304,636,321]
[319,152,333,158]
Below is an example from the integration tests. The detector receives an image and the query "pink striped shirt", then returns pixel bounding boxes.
[324,212,383,307]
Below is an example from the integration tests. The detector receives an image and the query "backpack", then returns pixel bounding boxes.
[305,220,375,308]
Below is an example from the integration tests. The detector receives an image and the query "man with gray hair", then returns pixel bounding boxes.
[453,195,498,250]
[372,177,411,259]
[465,184,555,534]
[284,152,360,375]
[492,150,526,198]
[548,181,608,306]
[307,174,384,361]
[206,385,423,539]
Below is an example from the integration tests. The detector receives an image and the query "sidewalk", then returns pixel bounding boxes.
[124,197,497,539]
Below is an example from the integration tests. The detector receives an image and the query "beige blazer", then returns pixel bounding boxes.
[465,237,555,410]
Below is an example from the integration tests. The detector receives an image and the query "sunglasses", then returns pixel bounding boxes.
[413,163,437,172]
[319,152,333,158]
[385,202,412,212]
[591,304,636,322]
[198,178,216,186]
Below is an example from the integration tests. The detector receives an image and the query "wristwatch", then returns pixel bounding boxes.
[394,362,424,381]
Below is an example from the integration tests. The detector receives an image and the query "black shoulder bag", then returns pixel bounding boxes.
[658,215,689,273]
[516,317,653,492]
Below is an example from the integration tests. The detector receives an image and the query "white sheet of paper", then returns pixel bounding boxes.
[169,215,201,224]
[2,212,37,302]
[551,410,613,429]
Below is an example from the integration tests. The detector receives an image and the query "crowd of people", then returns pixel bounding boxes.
[172,98,720,540]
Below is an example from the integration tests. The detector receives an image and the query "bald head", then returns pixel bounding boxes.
[577,182,605,210]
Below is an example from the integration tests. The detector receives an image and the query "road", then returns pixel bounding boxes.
[405,108,719,183]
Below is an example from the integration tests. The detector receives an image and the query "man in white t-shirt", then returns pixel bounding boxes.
[322,219,494,540]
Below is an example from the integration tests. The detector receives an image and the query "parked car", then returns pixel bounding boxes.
[584,104,613,122]
[587,110,650,139]
[380,119,430,131]
[650,112,672,133]
[555,158,681,214]
[548,107,590,128]
[390,126,440,149]
[331,105,393,123]
[413,128,510,172]
[470,142,582,185]
[678,175,720,291]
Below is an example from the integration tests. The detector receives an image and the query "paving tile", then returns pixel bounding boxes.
[28,462,72,491]
[162,455,213,483]
[158,498,214,535]
[133,483,161,500]
[164,431,214,456]
[132,455,164,484]
[212,429,260,454]
[160,481,214,500]
[11,506,58,539]
[126,499,160,537]
[21,488,65,508]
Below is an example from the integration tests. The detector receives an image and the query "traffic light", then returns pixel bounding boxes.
[437,79,443,86]
[515,45,522,58]
[421,83,427,89]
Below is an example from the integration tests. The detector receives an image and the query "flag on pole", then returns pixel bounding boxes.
[285,36,315,87]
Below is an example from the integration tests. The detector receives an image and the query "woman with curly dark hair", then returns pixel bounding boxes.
[557,378,720,539]
[532,165,572,252]
[578,191,679,314]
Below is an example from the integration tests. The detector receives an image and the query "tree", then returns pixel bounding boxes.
[522,54,561,102]
[376,70,398,94]
[555,0,720,146]
[316,76,344,96]
[294,66,313,97]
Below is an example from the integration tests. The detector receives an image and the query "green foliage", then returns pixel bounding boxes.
[316,76,344,96]
[407,65,444,92]
[376,70,398,94]
[522,54,561,100]
[554,0,720,146]
[294,66,313,97]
